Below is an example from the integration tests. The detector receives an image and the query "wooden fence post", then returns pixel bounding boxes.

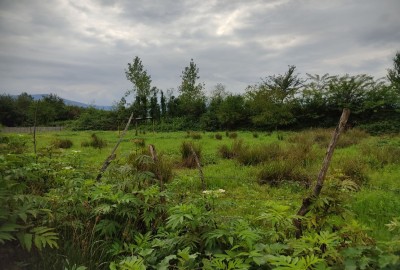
[293,108,350,238]
[96,112,134,181]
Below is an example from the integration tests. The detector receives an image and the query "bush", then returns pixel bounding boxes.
[52,138,73,149]
[81,133,107,149]
[215,133,223,140]
[253,132,259,138]
[181,141,201,168]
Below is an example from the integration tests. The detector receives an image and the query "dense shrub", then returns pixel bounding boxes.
[52,138,73,149]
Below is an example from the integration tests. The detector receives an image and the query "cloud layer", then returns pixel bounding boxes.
[1,0,399,105]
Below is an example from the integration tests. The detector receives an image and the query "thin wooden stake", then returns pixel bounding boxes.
[149,144,166,207]
[293,108,350,237]
[96,112,134,181]
[33,101,38,163]
[190,146,206,191]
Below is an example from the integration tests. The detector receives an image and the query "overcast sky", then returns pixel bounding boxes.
[1,0,399,106]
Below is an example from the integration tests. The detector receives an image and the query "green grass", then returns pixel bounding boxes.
[4,128,400,242]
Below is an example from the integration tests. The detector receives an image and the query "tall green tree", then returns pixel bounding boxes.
[387,51,400,89]
[178,59,206,119]
[149,87,161,122]
[246,65,302,129]
[125,56,152,118]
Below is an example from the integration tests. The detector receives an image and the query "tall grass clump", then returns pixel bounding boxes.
[337,128,369,148]
[52,138,73,149]
[337,156,369,185]
[218,139,245,159]
[228,132,238,139]
[236,143,283,166]
[185,131,202,140]
[360,142,400,168]
[81,133,107,149]
[257,160,312,186]
[215,133,223,140]
[181,141,202,168]
[128,151,174,184]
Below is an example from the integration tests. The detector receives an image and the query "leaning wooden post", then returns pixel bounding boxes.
[96,112,134,181]
[293,108,350,238]
[190,146,206,191]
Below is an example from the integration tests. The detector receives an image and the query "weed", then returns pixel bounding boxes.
[215,133,223,140]
[253,132,259,138]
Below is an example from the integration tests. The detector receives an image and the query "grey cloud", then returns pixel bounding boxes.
[0,0,398,105]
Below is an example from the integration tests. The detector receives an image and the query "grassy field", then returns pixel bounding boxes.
[18,129,400,238]
[1,128,400,269]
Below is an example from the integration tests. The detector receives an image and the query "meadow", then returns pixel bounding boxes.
[1,128,400,269]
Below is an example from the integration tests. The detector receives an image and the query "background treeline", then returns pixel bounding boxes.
[1,52,399,133]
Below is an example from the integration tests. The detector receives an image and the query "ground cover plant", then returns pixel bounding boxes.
[0,128,399,269]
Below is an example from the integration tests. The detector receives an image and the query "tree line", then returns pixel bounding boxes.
[1,52,399,133]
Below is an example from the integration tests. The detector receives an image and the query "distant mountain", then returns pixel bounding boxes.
[30,94,113,111]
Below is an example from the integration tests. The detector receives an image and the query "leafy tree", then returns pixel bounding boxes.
[160,90,167,118]
[246,66,302,129]
[200,84,229,130]
[217,94,249,130]
[387,51,400,89]
[149,87,161,122]
[260,65,303,104]
[15,92,34,125]
[0,94,17,126]
[125,56,152,118]
[178,59,206,119]
[326,74,375,112]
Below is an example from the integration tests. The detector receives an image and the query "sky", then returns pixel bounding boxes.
[0,0,399,106]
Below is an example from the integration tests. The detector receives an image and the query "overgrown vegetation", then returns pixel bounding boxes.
[0,129,399,269]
